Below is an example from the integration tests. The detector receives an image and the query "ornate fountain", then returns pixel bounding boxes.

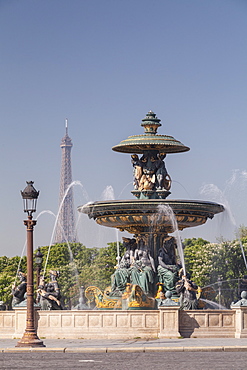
[78,111,224,309]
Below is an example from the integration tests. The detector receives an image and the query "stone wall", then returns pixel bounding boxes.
[0,311,15,338]
[37,310,160,339]
[1,307,247,339]
[179,310,236,338]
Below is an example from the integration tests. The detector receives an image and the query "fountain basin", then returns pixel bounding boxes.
[78,199,224,234]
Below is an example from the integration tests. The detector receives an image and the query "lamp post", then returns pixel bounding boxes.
[35,247,43,290]
[16,181,45,347]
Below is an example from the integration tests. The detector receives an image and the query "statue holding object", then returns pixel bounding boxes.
[176,271,198,310]
[37,270,63,310]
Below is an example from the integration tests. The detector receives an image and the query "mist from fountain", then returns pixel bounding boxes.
[200,181,247,269]
[100,185,115,201]
[14,242,26,286]
[14,210,56,286]
[151,204,186,275]
[200,299,227,310]
[201,278,243,309]
[100,185,121,265]
[33,186,88,308]
[43,180,86,276]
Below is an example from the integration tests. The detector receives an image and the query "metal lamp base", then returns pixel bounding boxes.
[16,332,45,347]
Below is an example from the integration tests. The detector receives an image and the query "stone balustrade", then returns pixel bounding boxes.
[0,307,247,339]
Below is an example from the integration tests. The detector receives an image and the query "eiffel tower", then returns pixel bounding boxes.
[54,119,77,244]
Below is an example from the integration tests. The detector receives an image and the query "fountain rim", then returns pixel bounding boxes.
[78,198,225,217]
[112,134,190,154]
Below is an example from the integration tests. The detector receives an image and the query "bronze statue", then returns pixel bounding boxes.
[130,239,156,295]
[111,238,137,294]
[157,236,180,294]
[111,237,155,296]
[37,270,62,310]
[176,272,198,310]
[11,272,27,308]
[131,151,171,192]
[111,255,131,295]
[158,290,179,307]
[156,153,171,190]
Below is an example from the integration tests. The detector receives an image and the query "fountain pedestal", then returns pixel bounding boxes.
[159,306,180,338]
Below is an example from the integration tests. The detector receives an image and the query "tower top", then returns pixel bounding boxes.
[61,118,72,148]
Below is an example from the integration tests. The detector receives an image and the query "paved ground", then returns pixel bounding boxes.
[0,351,247,369]
[0,338,246,369]
[0,337,247,352]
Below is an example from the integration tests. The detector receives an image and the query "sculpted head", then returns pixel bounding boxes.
[241,291,247,300]
[165,291,172,299]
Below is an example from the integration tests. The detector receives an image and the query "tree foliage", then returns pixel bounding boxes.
[0,242,124,309]
[183,237,247,307]
[1,226,247,310]
[0,255,27,308]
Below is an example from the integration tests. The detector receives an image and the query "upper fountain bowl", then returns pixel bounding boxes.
[112,111,190,154]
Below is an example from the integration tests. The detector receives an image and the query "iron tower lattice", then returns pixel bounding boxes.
[54,120,77,244]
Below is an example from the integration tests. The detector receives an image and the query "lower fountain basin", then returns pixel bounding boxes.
[78,199,224,234]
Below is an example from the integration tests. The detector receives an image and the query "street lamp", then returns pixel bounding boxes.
[16,181,45,347]
[35,247,43,290]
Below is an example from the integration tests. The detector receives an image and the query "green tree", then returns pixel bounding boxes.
[34,242,125,308]
[79,242,124,291]
[183,237,247,307]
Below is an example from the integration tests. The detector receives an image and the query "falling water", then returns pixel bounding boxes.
[200,299,227,310]
[200,183,247,269]
[116,230,121,267]
[172,180,191,198]
[14,242,26,286]
[43,180,86,277]
[15,210,56,285]
[100,185,121,265]
[37,210,56,220]
[117,181,133,199]
[101,185,115,200]
[151,204,186,275]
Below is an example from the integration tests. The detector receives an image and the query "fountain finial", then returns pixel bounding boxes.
[141,111,161,135]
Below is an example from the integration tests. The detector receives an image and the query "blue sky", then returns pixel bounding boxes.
[0,0,247,256]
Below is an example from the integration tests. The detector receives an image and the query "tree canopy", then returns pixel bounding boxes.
[0,242,124,309]
[183,236,247,307]
[1,225,247,309]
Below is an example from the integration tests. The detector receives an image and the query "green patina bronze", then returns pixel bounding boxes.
[78,111,224,309]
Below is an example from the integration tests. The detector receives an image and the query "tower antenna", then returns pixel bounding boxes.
[65,118,68,135]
